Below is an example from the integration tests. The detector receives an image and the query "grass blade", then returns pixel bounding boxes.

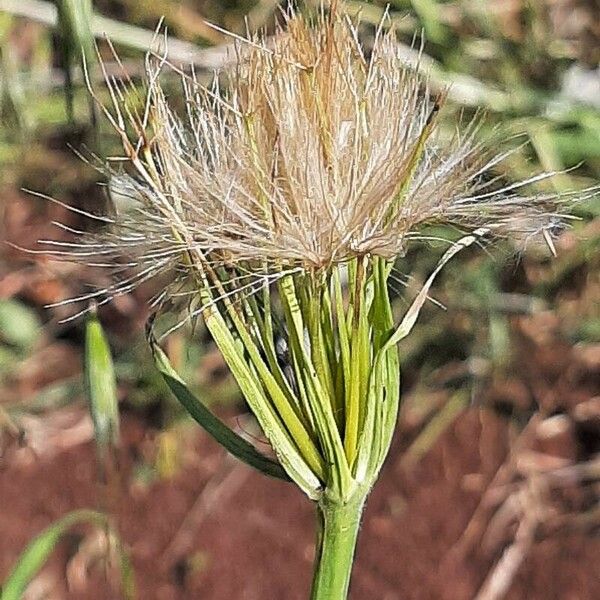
[84,313,120,464]
[149,332,291,482]
[1,510,108,600]
[55,0,94,121]
[56,0,94,62]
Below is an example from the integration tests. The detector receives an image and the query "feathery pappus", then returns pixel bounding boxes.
[41,2,574,321]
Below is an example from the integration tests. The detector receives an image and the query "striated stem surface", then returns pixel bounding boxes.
[310,493,366,600]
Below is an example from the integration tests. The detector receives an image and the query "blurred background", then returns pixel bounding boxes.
[0,1,598,598]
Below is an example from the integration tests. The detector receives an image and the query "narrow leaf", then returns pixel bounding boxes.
[85,314,120,460]
[1,510,134,600]
[55,0,94,121]
[56,0,94,63]
[149,335,291,482]
[355,231,486,482]
[385,228,489,349]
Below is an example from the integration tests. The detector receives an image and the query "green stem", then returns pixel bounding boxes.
[310,493,366,600]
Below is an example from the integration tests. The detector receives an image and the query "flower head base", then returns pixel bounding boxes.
[49,3,570,501]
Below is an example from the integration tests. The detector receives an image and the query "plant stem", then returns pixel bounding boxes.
[310,493,366,600]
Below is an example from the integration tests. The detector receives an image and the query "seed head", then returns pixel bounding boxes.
[51,2,568,314]
[41,2,589,498]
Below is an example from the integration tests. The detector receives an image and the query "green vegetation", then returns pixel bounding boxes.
[0,2,597,598]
